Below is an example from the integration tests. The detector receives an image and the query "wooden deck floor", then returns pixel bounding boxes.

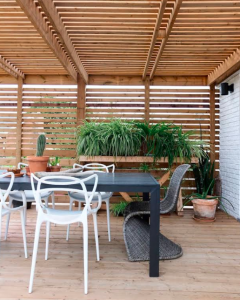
[0,207,240,300]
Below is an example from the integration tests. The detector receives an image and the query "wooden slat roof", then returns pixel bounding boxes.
[0,0,239,83]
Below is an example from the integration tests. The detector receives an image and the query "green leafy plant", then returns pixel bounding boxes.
[77,119,143,157]
[135,121,206,166]
[183,156,234,213]
[139,163,150,173]
[49,156,60,166]
[36,134,46,157]
[110,201,129,217]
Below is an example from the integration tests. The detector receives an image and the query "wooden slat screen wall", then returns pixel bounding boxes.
[0,81,219,202]
[0,84,18,167]
[86,85,145,121]
[150,86,220,168]
[21,84,78,165]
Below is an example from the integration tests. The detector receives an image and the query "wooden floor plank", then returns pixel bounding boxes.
[0,208,239,299]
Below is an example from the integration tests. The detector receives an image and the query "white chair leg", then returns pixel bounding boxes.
[20,210,28,259]
[66,198,74,241]
[5,213,11,240]
[83,220,88,295]
[44,197,49,208]
[24,204,27,226]
[105,199,111,242]
[78,201,81,227]
[45,221,50,261]
[51,193,55,209]
[92,213,100,261]
[29,217,42,294]
[5,197,13,240]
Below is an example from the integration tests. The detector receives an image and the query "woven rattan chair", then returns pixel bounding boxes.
[123,164,190,262]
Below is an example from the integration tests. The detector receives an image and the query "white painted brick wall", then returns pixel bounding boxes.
[220,71,240,219]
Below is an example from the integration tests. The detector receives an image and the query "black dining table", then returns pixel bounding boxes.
[0,171,160,277]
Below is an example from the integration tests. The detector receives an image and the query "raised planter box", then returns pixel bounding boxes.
[79,156,198,164]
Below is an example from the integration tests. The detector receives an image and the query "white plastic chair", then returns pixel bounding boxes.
[67,163,115,242]
[0,172,27,258]
[29,173,101,295]
[8,163,55,223]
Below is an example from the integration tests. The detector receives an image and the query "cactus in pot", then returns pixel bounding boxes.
[27,134,49,174]
[36,134,46,156]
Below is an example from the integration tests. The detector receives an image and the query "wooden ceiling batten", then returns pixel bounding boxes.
[15,0,78,81]
[38,0,88,83]
[208,48,240,85]
[150,0,183,79]
[142,0,167,80]
[0,54,25,79]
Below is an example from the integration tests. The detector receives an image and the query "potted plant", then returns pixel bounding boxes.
[27,134,49,174]
[184,156,233,222]
[49,156,61,172]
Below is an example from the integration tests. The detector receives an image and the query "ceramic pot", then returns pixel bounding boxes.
[27,156,49,174]
[192,198,218,221]
[50,166,61,172]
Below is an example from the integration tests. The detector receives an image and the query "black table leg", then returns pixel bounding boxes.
[149,186,160,277]
[143,192,150,223]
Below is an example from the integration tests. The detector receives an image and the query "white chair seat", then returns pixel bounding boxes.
[45,207,83,223]
[68,191,112,201]
[12,190,52,201]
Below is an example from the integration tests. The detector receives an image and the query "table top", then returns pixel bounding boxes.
[0,171,159,193]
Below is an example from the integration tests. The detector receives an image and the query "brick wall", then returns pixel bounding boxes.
[220,71,240,219]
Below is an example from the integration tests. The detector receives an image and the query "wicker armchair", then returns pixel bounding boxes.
[123,164,190,262]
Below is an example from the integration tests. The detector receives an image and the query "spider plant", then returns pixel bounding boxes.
[77,119,143,157]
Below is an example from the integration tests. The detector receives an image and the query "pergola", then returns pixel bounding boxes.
[0,0,239,191]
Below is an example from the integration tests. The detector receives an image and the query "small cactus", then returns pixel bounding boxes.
[36,134,46,156]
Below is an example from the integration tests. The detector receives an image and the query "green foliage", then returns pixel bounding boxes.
[76,120,206,167]
[77,119,142,157]
[36,134,46,157]
[110,201,129,217]
[135,121,206,167]
[139,163,150,173]
[49,156,60,166]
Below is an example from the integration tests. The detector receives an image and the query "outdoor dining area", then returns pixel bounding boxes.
[1,0,240,299]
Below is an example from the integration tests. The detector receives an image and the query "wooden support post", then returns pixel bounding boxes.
[77,73,86,126]
[144,77,150,122]
[210,84,216,163]
[16,77,23,167]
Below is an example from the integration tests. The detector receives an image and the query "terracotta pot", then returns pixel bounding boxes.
[27,156,49,174]
[50,166,61,172]
[26,166,30,176]
[7,168,21,174]
[46,166,52,172]
[192,198,218,221]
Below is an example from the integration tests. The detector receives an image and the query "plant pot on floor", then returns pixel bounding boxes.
[192,198,218,222]
[27,156,49,174]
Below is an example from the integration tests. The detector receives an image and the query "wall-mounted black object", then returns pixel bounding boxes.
[220,82,234,96]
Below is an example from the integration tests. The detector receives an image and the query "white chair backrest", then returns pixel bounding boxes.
[0,172,14,210]
[18,162,28,169]
[31,173,98,213]
[80,163,115,174]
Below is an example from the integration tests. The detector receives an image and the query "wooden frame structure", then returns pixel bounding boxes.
[0,0,238,204]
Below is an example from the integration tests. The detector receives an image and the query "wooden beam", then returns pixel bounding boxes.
[142,0,167,80]
[38,0,88,83]
[144,77,150,122]
[209,84,216,163]
[16,0,78,82]
[150,0,183,80]
[0,55,25,79]
[77,74,86,126]
[208,48,240,85]
[16,77,23,166]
